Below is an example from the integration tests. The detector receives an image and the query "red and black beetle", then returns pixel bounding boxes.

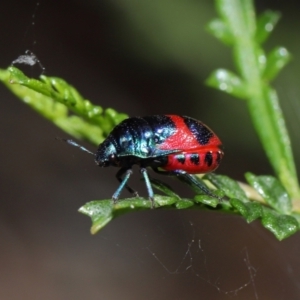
[65,115,224,208]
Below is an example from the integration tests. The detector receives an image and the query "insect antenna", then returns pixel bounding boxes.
[56,137,95,156]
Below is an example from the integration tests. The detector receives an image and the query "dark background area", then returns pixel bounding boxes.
[1,0,300,299]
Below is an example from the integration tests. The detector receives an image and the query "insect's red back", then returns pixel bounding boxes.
[158,115,223,174]
[158,115,221,151]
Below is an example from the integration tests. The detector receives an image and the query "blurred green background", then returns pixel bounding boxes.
[1,0,300,299]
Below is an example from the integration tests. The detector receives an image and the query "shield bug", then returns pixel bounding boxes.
[63,115,224,208]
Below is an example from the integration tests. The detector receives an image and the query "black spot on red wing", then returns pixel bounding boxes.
[183,116,214,145]
[175,154,186,164]
[205,151,213,167]
[190,153,200,165]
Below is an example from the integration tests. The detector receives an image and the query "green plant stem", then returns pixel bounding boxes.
[0,67,128,145]
[217,0,300,200]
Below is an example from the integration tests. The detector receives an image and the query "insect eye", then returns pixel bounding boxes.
[154,136,160,143]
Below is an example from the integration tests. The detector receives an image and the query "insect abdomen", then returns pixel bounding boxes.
[162,148,224,174]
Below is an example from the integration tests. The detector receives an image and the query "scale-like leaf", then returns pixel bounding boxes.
[79,200,113,234]
[206,69,247,99]
[245,172,292,214]
[176,199,195,209]
[261,207,299,240]
[263,47,291,82]
[205,173,248,202]
[230,198,262,222]
[256,10,281,44]
[149,178,181,199]
[194,195,219,208]
[207,18,233,45]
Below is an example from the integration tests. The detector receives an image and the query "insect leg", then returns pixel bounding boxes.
[152,167,223,201]
[112,168,134,203]
[151,167,176,176]
[115,168,138,197]
[140,168,155,209]
[178,171,224,201]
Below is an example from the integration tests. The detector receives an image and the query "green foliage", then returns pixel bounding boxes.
[1,0,300,240]
[245,173,292,214]
[0,67,127,145]
[206,0,299,200]
[78,173,299,239]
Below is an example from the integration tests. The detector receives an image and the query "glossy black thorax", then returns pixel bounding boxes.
[95,115,176,167]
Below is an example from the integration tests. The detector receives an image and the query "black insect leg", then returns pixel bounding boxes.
[112,168,138,203]
[151,167,176,176]
[140,168,155,209]
[179,172,223,201]
[152,167,223,201]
